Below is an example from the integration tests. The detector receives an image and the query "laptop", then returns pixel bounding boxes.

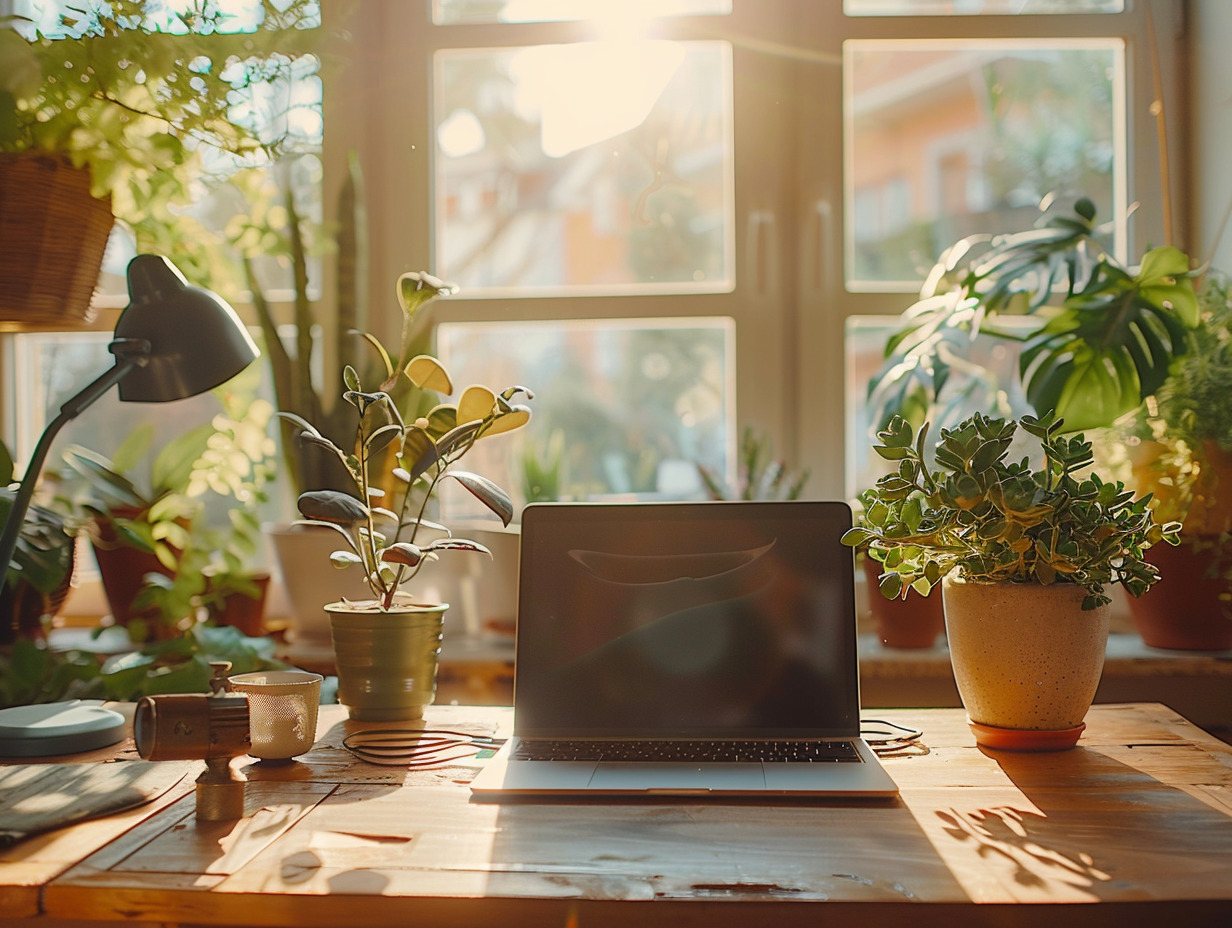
[469,500,899,799]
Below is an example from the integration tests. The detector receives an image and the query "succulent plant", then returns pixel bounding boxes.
[842,411,1181,610]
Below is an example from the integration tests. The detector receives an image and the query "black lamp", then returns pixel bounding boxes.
[0,254,260,594]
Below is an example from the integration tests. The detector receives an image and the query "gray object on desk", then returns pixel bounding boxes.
[0,700,126,757]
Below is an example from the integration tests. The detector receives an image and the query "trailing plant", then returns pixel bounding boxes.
[0,0,320,263]
[279,272,534,611]
[842,411,1181,610]
[869,198,1200,435]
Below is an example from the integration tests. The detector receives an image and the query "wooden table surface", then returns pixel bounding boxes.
[3,702,1232,927]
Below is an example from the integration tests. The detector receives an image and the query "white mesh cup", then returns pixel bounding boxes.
[228,671,323,761]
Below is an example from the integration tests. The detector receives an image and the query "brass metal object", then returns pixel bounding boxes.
[133,662,251,821]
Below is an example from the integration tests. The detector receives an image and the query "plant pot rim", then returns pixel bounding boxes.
[325,599,449,614]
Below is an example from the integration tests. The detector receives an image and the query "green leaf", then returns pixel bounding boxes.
[446,471,514,526]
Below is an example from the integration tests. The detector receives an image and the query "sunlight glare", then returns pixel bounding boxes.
[510,41,686,158]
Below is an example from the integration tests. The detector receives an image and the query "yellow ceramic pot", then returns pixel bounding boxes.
[942,575,1110,750]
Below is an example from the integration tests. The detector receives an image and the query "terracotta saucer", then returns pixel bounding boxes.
[967,719,1086,752]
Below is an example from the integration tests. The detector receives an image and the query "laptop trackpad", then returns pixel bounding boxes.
[588,762,766,792]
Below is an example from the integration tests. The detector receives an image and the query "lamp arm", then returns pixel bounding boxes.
[0,349,148,591]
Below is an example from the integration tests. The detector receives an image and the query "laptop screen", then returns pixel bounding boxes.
[513,501,862,739]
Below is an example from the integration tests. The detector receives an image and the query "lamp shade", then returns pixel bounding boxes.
[113,255,259,403]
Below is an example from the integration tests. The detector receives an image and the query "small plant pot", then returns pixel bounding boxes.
[1126,540,1232,651]
[269,524,373,643]
[88,509,180,635]
[206,571,272,638]
[862,557,945,649]
[326,601,447,721]
[942,575,1110,751]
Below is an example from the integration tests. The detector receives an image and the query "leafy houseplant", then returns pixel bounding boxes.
[279,271,533,720]
[63,423,210,638]
[0,442,77,644]
[868,198,1199,436]
[0,624,286,710]
[62,383,276,640]
[1117,272,1232,648]
[0,0,319,323]
[843,411,1180,749]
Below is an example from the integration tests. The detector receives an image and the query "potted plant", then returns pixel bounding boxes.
[62,424,209,640]
[279,271,533,721]
[842,411,1180,751]
[851,502,945,650]
[0,0,317,326]
[0,442,78,645]
[697,426,811,503]
[62,380,276,642]
[1117,272,1232,649]
[240,157,445,638]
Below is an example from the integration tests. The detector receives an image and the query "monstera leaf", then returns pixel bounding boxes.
[1019,246,1198,432]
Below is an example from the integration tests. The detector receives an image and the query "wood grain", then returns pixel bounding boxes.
[3,703,1228,928]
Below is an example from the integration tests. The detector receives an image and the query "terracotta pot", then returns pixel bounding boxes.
[942,575,1110,751]
[206,571,272,638]
[327,601,446,721]
[1127,541,1232,651]
[862,557,945,649]
[89,510,176,630]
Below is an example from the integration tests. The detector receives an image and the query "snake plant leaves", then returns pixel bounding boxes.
[447,471,515,526]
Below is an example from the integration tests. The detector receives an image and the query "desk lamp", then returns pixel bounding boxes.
[0,254,260,597]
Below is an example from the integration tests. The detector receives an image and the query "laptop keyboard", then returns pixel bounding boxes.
[511,739,860,763]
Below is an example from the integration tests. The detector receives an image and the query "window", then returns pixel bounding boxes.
[845,39,1124,289]
[4,0,1190,516]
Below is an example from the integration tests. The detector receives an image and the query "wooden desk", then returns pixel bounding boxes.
[3,703,1232,927]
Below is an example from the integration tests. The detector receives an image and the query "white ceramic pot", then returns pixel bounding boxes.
[942,575,1110,750]
[327,601,447,721]
[267,523,372,643]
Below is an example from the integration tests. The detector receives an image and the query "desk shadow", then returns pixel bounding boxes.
[241,718,499,793]
[279,848,395,895]
[935,746,1232,901]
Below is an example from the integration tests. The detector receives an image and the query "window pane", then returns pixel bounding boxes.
[434,0,731,26]
[97,56,324,302]
[845,40,1123,290]
[843,316,1033,499]
[436,318,734,516]
[434,41,734,296]
[845,0,1123,14]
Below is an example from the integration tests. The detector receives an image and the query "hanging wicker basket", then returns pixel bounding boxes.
[0,152,114,328]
